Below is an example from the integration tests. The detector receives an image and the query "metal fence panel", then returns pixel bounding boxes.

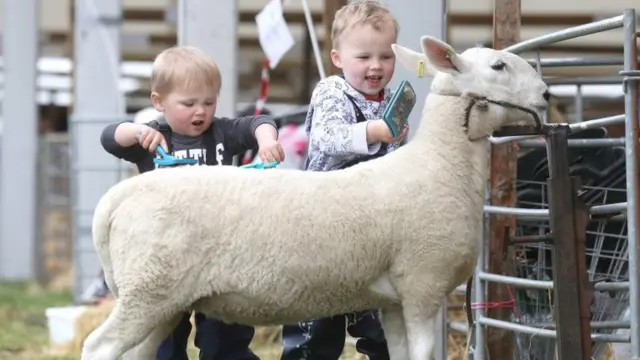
[35,133,73,286]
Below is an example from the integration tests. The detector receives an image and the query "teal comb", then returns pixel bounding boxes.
[240,161,278,169]
[382,80,417,138]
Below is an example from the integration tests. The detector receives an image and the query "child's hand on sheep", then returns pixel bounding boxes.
[366,120,408,144]
[135,125,169,153]
[257,139,285,164]
[254,123,286,164]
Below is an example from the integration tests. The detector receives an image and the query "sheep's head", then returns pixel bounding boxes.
[392,36,549,138]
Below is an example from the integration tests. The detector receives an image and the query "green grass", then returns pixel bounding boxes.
[0,281,75,360]
[0,281,230,359]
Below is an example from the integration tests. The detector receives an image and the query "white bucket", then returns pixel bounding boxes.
[44,305,88,345]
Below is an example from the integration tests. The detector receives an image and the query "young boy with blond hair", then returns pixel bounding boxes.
[100,45,284,360]
[280,1,405,359]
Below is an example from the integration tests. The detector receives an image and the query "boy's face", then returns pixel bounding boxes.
[330,22,397,96]
[151,87,218,137]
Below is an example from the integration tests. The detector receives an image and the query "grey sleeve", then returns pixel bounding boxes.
[100,122,150,163]
[218,115,278,155]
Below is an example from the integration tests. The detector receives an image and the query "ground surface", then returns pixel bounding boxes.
[0,281,75,360]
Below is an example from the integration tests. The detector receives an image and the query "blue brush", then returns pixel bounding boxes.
[240,161,278,169]
[135,133,198,167]
[153,146,198,167]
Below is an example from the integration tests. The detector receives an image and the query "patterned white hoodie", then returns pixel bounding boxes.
[304,75,405,172]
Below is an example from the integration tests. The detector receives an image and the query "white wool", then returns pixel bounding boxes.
[81,36,549,360]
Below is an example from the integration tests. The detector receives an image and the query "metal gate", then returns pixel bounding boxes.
[468,9,639,360]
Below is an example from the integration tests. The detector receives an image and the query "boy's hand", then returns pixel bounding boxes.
[136,125,168,153]
[257,139,286,164]
[367,120,408,144]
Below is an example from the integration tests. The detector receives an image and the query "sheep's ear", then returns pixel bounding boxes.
[391,43,437,78]
[420,36,469,75]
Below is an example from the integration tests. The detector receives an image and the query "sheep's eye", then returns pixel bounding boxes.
[491,61,506,71]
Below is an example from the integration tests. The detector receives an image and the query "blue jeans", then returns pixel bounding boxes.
[156,312,258,360]
[280,310,389,360]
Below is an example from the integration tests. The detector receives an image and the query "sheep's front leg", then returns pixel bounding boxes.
[402,300,442,360]
[379,306,409,360]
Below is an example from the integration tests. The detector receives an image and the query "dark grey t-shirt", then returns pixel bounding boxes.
[168,133,207,166]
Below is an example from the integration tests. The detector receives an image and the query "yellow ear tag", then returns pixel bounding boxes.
[417,61,425,78]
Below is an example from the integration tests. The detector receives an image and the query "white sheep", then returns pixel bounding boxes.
[80,36,549,360]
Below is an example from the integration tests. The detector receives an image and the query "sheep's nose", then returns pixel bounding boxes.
[543,90,551,101]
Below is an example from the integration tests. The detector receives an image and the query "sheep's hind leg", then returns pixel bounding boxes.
[122,313,185,360]
[402,299,442,360]
[379,306,409,360]
[80,298,165,360]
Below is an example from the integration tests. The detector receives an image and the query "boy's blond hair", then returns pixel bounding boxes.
[150,45,222,95]
[331,1,399,49]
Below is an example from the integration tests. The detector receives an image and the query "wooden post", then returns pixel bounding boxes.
[323,0,347,76]
[486,0,521,358]
[545,126,593,360]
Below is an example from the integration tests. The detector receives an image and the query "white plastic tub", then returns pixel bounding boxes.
[44,305,88,345]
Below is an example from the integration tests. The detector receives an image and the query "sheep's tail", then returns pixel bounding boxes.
[91,183,127,298]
